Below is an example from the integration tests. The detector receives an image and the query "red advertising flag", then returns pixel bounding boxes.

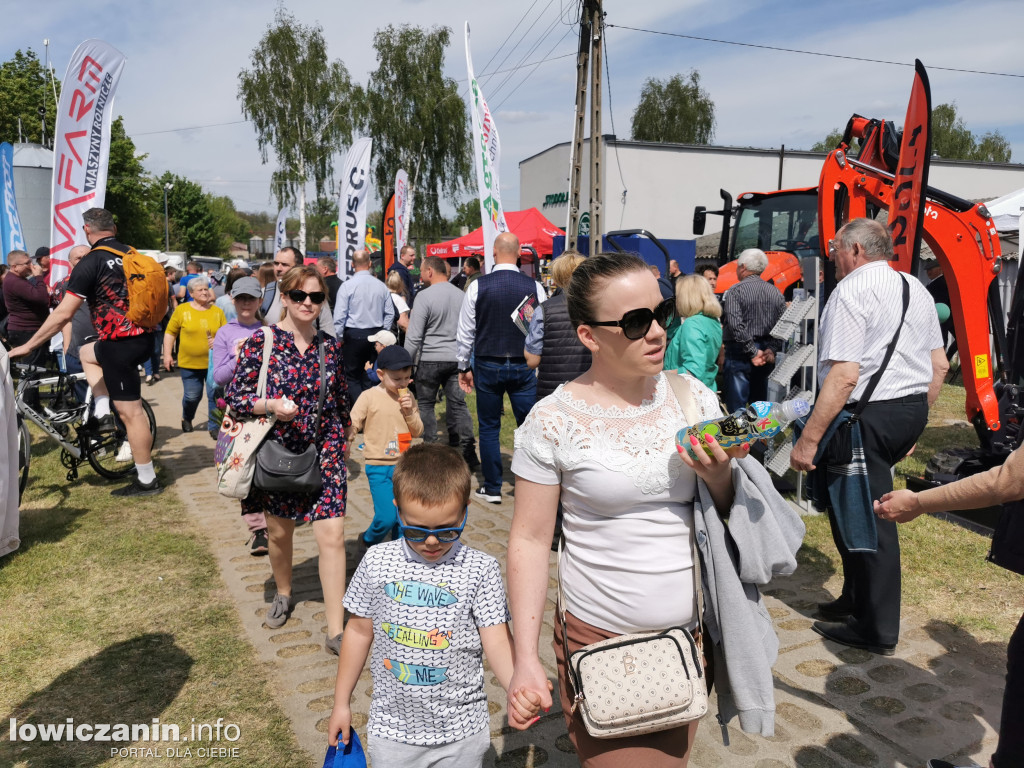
[49,39,126,287]
[382,194,396,274]
[889,60,932,275]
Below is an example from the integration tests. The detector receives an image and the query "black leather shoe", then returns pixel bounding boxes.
[181,419,194,433]
[812,620,896,656]
[816,597,853,622]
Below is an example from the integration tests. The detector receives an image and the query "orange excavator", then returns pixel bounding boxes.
[694,64,1022,481]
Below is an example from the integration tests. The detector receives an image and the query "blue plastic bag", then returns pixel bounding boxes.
[322,730,367,768]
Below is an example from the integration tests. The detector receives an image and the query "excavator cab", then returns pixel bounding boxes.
[706,188,820,297]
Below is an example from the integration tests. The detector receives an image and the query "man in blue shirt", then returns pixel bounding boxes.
[334,249,396,405]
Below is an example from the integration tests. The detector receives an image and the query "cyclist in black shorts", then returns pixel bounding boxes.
[9,208,163,496]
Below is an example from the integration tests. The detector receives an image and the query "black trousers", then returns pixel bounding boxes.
[825,394,928,646]
[342,327,379,407]
[993,611,1024,766]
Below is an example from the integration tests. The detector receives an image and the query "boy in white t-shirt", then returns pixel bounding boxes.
[328,444,542,765]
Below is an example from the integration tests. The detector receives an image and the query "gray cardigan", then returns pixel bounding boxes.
[693,455,805,738]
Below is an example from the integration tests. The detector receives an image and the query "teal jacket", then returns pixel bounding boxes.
[663,313,722,390]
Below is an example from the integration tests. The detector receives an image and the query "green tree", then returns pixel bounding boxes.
[932,102,1011,162]
[208,195,250,254]
[811,129,845,153]
[812,103,1011,162]
[362,24,471,239]
[452,198,482,231]
[161,172,219,256]
[237,7,357,252]
[106,117,159,248]
[0,49,59,145]
[630,70,715,144]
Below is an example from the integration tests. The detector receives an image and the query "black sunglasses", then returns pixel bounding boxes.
[586,298,675,340]
[286,289,326,305]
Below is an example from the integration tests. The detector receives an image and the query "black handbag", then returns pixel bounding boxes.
[254,334,327,494]
[824,276,910,465]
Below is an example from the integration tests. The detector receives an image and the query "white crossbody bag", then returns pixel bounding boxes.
[559,372,709,739]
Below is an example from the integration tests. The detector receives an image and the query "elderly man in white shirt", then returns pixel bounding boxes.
[791,217,948,657]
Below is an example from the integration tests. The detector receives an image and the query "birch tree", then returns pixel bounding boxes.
[237,7,357,251]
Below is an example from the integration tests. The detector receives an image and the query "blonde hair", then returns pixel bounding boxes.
[550,250,585,290]
[386,270,409,300]
[675,273,722,320]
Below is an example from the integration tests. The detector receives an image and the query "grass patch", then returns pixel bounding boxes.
[0,428,307,768]
[796,381,1023,644]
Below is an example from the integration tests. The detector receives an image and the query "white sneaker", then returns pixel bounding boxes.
[475,488,501,504]
[115,441,133,463]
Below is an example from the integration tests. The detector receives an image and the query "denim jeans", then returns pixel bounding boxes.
[363,464,399,544]
[722,355,775,414]
[180,367,216,427]
[473,358,537,495]
[142,330,163,376]
[415,360,475,457]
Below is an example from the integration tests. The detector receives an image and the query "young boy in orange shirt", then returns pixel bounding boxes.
[350,345,423,548]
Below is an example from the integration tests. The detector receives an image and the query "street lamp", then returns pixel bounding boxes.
[163,182,173,251]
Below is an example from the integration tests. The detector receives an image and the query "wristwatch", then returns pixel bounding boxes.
[459,367,472,374]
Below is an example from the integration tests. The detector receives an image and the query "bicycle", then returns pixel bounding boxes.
[14,364,158,490]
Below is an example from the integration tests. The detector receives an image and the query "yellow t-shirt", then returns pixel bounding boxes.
[166,303,227,369]
[349,385,424,465]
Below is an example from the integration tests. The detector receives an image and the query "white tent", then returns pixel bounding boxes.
[985,189,1022,331]
[987,187,1024,235]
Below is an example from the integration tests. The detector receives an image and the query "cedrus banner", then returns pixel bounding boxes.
[274,208,287,253]
[338,137,372,278]
[0,142,27,260]
[49,39,126,287]
[394,168,410,257]
[465,22,507,273]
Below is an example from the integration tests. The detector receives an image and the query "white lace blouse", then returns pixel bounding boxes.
[512,372,723,634]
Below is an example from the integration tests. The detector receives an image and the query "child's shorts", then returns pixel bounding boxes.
[367,727,489,767]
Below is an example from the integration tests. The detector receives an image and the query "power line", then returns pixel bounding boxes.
[601,17,628,227]
[133,119,249,136]
[492,28,575,111]
[455,51,577,85]
[478,0,544,79]
[488,11,566,102]
[606,24,1024,79]
[481,0,557,88]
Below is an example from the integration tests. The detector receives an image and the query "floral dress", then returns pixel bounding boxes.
[225,326,351,521]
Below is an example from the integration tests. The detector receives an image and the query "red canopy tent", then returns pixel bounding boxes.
[425,208,565,263]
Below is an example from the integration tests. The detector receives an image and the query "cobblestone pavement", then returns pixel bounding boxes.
[147,375,1003,767]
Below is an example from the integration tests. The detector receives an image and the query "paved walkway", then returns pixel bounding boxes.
[146,375,1003,767]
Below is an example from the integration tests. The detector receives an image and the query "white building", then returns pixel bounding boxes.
[519,137,1024,241]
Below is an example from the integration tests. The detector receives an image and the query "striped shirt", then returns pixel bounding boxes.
[819,260,943,403]
[722,276,786,357]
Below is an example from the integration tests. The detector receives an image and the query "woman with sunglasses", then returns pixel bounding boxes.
[507,253,741,766]
[225,265,352,654]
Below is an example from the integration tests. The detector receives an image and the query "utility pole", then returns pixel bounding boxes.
[566,0,603,255]
[588,0,603,252]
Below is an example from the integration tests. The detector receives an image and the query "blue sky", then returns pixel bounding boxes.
[2,0,1021,219]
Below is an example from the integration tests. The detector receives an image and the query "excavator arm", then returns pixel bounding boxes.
[817,129,1004,432]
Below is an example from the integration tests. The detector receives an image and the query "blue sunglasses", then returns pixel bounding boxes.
[397,507,468,543]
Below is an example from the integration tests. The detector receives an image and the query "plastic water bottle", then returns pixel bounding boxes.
[677,398,810,454]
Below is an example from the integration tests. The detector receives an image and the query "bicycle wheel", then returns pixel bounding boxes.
[18,414,31,498]
[85,399,158,480]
